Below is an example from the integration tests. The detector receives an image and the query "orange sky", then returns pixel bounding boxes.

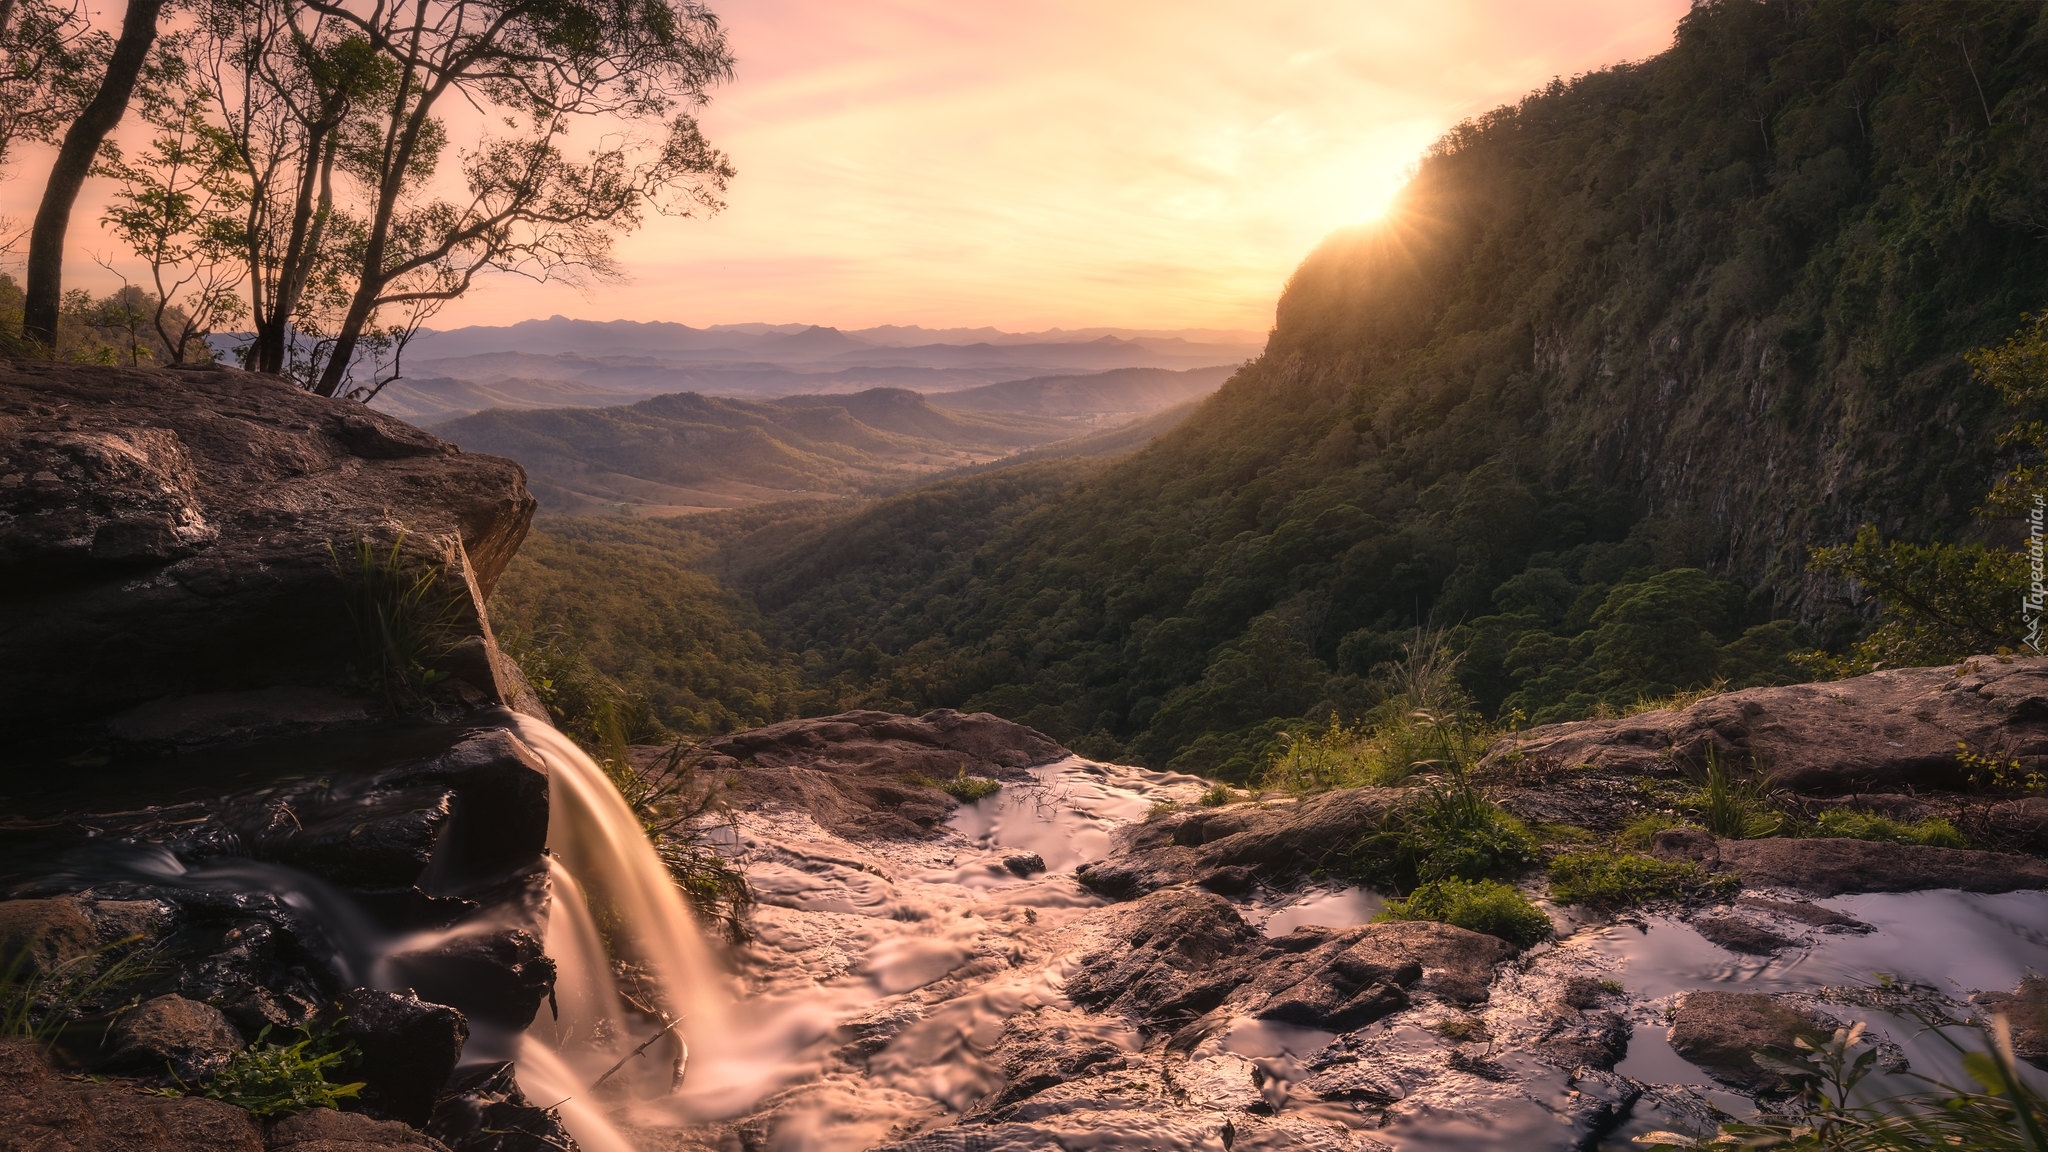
[4,0,1689,333]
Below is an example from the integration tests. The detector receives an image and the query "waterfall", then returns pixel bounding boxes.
[504,715,743,1150]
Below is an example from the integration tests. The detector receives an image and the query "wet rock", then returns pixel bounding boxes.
[1483,657,2048,794]
[173,917,325,1035]
[1735,896,1871,931]
[691,709,1066,839]
[334,989,468,1127]
[1692,913,1796,955]
[265,1107,449,1151]
[1002,853,1046,877]
[0,897,95,973]
[271,787,455,889]
[426,1061,580,1152]
[1668,991,1834,1092]
[1195,866,1256,895]
[101,994,245,1082]
[1976,976,2048,1068]
[0,361,539,743]
[1063,888,1261,1024]
[1081,788,1404,897]
[87,898,177,945]
[1537,1009,1631,1070]
[407,730,552,881]
[0,1036,264,1150]
[1655,831,2048,896]
[1297,1060,1401,1103]
[106,688,375,753]
[383,928,554,1031]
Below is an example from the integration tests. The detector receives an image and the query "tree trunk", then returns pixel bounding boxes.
[21,0,164,349]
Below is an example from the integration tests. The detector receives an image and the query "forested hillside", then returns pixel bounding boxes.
[497,0,2048,779]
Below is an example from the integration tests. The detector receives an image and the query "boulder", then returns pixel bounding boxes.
[1651,829,2048,896]
[1061,888,1261,1025]
[0,361,539,745]
[1691,914,1796,955]
[265,1108,449,1151]
[686,709,1067,838]
[0,897,95,973]
[1668,991,1834,1092]
[101,994,245,1082]
[382,928,554,1031]
[0,1036,264,1151]
[1976,976,2048,1068]
[425,1062,579,1152]
[1484,657,2048,793]
[333,989,468,1127]
[1078,788,1402,897]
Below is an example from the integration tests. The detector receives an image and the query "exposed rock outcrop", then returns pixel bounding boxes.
[1650,827,2048,895]
[1484,657,2048,792]
[676,708,1068,837]
[1667,991,1836,1093]
[0,361,540,747]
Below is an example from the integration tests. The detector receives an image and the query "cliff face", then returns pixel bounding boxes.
[0,360,537,746]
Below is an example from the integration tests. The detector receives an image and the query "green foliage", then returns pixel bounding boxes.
[1547,849,1736,909]
[905,769,1001,802]
[1198,783,1235,807]
[1339,775,1537,893]
[1373,877,1551,949]
[1804,526,2025,675]
[1619,812,1695,848]
[185,1025,364,1117]
[1689,751,1784,840]
[1263,632,1495,793]
[331,534,463,712]
[0,936,154,1046]
[1811,810,1965,848]
[1958,741,2048,794]
[1635,1012,2048,1152]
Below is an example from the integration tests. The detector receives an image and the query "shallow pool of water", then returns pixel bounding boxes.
[1259,885,1385,937]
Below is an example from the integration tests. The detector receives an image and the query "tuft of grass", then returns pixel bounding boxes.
[1261,632,1496,794]
[1619,811,1694,848]
[1690,749,1784,839]
[1624,680,1730,717]
[611,740,755,944]
[1198,783,1235,807]
[907,769,1003,802]
[1547,849,1737,909]
[1,935,156,1046]
[1338,774,1537,892]
[1374,877,1552,949]
[1433,1014,1491,1043]
[1533,821,1598,844]
[331,533,465,713]
[178,1024,365,1117]
[1812,810,1967,848]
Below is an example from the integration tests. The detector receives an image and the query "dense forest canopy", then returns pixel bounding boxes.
[495,0,2048,780]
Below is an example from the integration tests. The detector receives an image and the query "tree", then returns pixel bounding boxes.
[21,0,168,348]
[283,0,735,398]
[97,88,249,362]
[0,0,109,178]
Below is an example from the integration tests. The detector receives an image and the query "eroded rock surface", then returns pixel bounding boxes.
[1484,657,2048,793]
[1667,991,1835,1093]
[1651,827,2048,895]
[0,361,539,743]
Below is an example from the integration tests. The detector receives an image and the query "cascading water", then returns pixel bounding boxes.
[500,714,745,1151]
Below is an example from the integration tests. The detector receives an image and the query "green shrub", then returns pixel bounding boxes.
[1339,776,1537,891]
[187,1026,365,1117]
[1374,878,1552,949]
[1813,810,1966,848]
[331,534,465,713]
[1198,783,1235,807]
[1547,849,1736,908]
[906,769,1002,801]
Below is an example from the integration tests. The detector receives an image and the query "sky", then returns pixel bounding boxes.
[3,0,1691,334]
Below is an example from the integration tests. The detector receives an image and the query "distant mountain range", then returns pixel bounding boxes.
[363,318,1259,422]
[434,387,1083,516]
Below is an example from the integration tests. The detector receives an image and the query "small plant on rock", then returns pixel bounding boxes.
[0,934,155,1046]
[331,533,465,713]
[1689,749,1783,839]
[182,1024,365,1117]
[1812,810,1967,848]
[1199,783,1235,807]
[1374,877,1552,949]
[1547,849,1736,909]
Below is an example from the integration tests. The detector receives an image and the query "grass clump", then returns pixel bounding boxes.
[906,769,1002,801]
[1198,783,1235,807]
[1547,849,1736,909]
[331,533,465,713]
[1812,810,1966,848]
[1688,750,1784,839]
[1,936,156,1046]
[1374,877,1552,949]
[182,1025,365,1117]
[1618,811,1693,848]
[1339,774,1537,892]
[1262,632,1494,794]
